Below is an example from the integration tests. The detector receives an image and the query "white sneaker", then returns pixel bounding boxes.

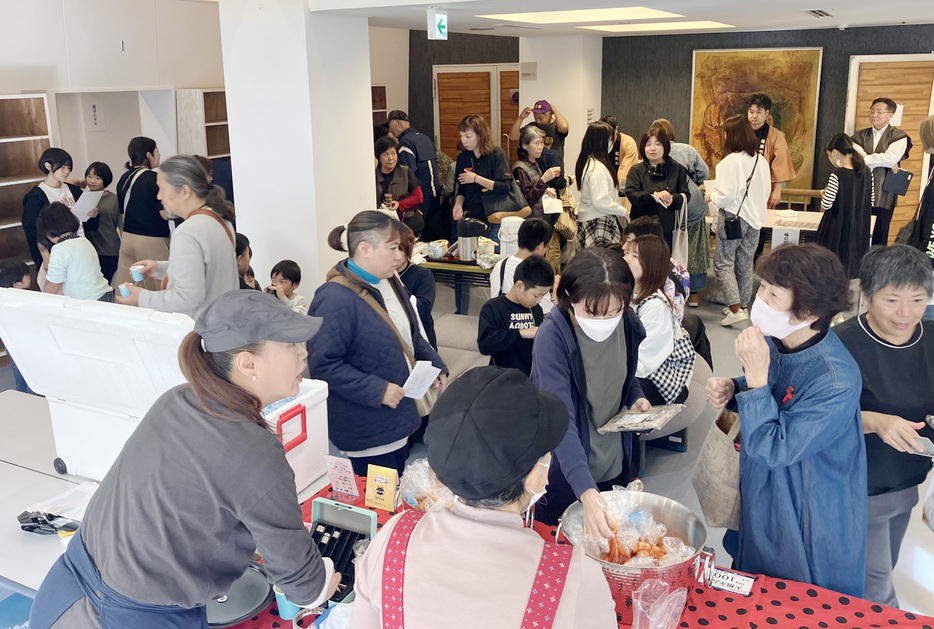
[720,308,749,327]
[722,306,731,315]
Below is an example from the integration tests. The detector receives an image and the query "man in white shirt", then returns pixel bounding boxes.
[852,97,912,245]
[489,218,556,313]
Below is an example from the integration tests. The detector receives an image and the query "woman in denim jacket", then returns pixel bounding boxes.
[706,243,867,598]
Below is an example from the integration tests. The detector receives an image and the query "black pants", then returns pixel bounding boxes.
[682,311,713,369]
[99,255,118,283]
[872,207,895,245]
[349,445,409,477]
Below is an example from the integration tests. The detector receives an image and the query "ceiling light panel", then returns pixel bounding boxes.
[475,7,684,24]
[581,20,734,33]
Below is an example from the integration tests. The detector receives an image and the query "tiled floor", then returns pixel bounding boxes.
[1,287,931,617]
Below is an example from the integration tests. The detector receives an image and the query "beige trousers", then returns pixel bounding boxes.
[111,231,171,291]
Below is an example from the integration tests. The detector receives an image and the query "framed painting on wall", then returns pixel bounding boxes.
[690,48,823,190]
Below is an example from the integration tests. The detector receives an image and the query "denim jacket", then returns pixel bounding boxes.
[731,330,867,597]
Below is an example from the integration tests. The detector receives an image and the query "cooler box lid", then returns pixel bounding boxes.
[0,289,193,418]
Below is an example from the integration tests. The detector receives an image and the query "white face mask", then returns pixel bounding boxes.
[749,296,811,339]
[574,306,623,342]
[524,457,551,526]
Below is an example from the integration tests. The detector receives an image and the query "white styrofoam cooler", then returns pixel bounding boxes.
[0,288,193,480]
[262,379,329,495]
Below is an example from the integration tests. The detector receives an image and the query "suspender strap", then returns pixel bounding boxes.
[380,510,425,629]
[379,510,571,629]
[520,543,573,629]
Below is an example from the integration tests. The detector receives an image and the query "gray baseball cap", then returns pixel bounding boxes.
[195,290,322,352]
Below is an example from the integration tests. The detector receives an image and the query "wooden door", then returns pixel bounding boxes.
[854,61,934,244]
[436,71,492,160]
[500,70,520,161]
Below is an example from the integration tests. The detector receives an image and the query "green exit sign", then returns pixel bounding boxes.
[428,8,447,40]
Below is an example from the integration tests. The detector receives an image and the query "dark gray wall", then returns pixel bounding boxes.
[408,30,519,136]
[602,24,934,187]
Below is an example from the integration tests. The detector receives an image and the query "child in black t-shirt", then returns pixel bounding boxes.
[477,255,554,376]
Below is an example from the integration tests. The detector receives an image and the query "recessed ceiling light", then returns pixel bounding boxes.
[475,7,684,25]
[580,20,734,33]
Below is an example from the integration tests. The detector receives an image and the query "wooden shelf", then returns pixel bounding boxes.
[0,135,50,144]
[0,96,50,138]
[206,125,230,158]
[0,94,50,271]
[0,138,51,181]
[204,121,228,127]
[203,91,227,125]
[207,153,231,159]
[0,179,38,223]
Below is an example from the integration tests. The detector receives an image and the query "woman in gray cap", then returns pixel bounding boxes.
[30,290,340,629]
[351,367,617,628]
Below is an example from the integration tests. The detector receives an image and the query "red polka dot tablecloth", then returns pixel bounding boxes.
[230,480,933,629]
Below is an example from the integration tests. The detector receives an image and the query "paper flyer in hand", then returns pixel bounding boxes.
[70,189,103,223]
[403,361,441,399]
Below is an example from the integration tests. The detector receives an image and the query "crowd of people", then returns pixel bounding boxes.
[6,93,934,628]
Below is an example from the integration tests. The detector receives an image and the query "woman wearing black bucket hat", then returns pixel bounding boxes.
[30,290,340,629]
[351,367,617,628]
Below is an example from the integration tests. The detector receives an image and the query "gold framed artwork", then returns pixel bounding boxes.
[690,48,823,189]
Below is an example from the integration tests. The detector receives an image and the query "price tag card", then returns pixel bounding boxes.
[365,464,398,512]
[323,455,359,498]
[708,568,757,597]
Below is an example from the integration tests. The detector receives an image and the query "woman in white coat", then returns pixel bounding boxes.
[575,121,628,248]
[705,115,771,327]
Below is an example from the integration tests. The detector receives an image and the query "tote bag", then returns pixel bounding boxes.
[692,410,742,529]
[670,193,689,267]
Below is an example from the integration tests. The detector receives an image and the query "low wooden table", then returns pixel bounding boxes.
[422,260,492,314]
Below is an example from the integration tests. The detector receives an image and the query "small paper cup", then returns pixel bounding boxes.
[118,284,131,298]
[273,585,301,621]
[130,265,145,282]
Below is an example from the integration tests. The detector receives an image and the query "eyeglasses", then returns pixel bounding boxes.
[869,109,893,115]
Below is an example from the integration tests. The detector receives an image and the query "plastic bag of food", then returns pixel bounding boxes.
[398,458,456,512]
[632,579,688,629]
[313,602,354,628]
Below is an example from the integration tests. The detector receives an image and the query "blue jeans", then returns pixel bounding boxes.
[11,356,37,396]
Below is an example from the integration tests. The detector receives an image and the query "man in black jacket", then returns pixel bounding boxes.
[386,111,443,240]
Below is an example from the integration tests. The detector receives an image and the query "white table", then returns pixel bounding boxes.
[0,391,88,596]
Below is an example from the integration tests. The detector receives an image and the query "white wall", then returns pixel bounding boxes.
[368,26,409,115]
[219,1,374,289]
[518,35,604,195]
[0,0,224,94]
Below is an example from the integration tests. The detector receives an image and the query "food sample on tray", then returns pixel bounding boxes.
[598,404,685,434]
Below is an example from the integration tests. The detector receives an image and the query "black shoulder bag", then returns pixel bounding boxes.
[723,154,759,240]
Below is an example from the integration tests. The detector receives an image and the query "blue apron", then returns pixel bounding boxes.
[29,528,208,628]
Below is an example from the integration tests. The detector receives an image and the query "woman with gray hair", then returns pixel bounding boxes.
[116,154,239,319]
[512,124,562,219]
[835,244,934,608]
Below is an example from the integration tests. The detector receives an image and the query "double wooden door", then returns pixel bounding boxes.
[432,64,519,161]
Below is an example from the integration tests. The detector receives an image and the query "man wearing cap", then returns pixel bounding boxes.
[350,367,617,629]
[386,111,443,240]
[508,100,570,160]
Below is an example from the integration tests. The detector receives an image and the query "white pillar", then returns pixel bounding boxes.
[218,1,374,289]
[518,36,603,195]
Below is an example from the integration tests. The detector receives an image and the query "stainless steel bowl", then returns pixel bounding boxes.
[557,491,714,624]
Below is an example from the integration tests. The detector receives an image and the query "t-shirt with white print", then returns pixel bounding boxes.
[38,183,83,236]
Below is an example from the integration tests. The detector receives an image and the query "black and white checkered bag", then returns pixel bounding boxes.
[639,294,695,403]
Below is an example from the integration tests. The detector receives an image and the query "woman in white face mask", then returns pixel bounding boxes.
[705,243,868,599]
[531,247,651,539]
